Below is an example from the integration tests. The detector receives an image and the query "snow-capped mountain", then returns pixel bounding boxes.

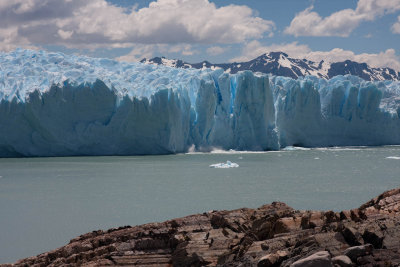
[140,52,400,81]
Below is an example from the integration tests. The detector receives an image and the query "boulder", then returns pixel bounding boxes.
[341,226,362,246]
[344,244,373,262]
[258,250,288,267]
[332,255,353,267]
[290,251,332,267]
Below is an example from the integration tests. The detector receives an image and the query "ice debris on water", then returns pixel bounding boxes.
[1,49,400,157]
[283,146,311,151]
[209,161,239,168]
[386,156,400,159]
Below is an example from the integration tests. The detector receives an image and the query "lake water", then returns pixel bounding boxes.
[1,146,400,263]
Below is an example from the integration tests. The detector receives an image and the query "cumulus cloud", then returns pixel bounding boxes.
[392,16,400,34]
[116,44,160,62]
[116,43,198,62]
[206,46,228,56]
[0,0,275,51]
[58,29,73,40]
[231,41,400,71]
[167,44,197,56]
[307,48,400,71]
[230,41,310,62]
[285,0,400,37]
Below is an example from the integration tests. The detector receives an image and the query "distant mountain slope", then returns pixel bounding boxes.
[141,52,400,81]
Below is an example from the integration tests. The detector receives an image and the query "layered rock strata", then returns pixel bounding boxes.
[3,188,400,266]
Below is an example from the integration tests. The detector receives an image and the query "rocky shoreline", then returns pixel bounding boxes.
[2,188,400,267]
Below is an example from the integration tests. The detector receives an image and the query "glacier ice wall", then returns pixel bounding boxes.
[1,49,400,157]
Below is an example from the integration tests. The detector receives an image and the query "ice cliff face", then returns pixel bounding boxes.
[1,49,400,157]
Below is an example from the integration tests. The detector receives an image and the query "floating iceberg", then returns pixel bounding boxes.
[209,161,239,168]
[0,49,400,157]
[386,156,400,160]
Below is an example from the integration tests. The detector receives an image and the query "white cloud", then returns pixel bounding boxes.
[58,29,73,40]
[231,41,400,71]
[0,26,38,51]
[392,16,400,34]
[166,44,197,56]
[307,48,400,71]
[0,0,275,51]
[230,41,310,62]
[116,44,161,62]
[115,43,198,62]
[206,46,227,56]
[12,0,45,14]
[285,0,400,37]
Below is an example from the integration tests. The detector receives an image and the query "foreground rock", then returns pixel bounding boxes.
[3,188,400,267]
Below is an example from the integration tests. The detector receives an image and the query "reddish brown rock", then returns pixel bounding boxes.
[2,188,400,266]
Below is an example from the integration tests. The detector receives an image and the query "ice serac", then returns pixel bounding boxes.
[1,49,400,157]
[275,76,400,147]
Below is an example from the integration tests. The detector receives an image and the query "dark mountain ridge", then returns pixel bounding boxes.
[141,52,400,81]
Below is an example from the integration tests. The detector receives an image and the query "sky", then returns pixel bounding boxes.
[1,0,400,70]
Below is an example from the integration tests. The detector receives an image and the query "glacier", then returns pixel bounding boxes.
[0,49,400,157]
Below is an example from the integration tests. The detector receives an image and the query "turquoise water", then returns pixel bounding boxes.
[1,147,400,263]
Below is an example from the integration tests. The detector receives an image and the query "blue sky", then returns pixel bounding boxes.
[1,0,400,70]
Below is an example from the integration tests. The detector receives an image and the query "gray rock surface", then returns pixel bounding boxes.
[290,251,332,267]
[343,244,373,262]
[332,255,353,267]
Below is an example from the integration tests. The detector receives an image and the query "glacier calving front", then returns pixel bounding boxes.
[1,49,400,157]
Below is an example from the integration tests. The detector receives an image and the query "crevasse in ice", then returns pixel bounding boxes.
[0,49,400,157]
